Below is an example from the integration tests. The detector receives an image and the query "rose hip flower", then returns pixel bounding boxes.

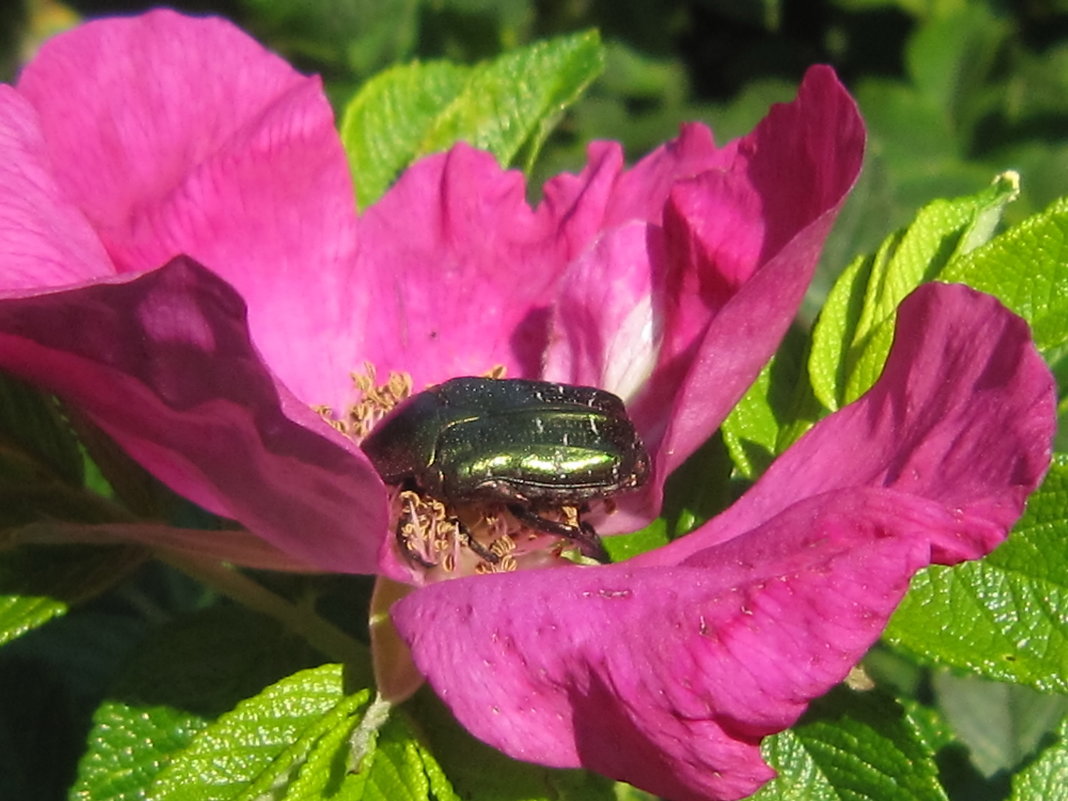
[0,10,1054,801]
[0,9,861,573]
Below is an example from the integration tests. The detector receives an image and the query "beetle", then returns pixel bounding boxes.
[361,376,650,563]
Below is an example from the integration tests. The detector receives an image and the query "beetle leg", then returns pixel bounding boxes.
[395,518,437,568]
[454,516,502,564]
[507,504,611,564]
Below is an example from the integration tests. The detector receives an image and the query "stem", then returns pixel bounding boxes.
[160,552,375,687]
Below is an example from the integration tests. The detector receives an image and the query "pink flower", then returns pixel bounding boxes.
[0,10,1053,801]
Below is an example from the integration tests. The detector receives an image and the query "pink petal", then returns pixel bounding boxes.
[0,256,386,573]
[0,87,111,289]
[352,144,631,390]
[596,123,732,226]
[650,282,1056,565]
[639,65,866,475]
[540,221,658,401]
[16,10,363,412]
[392,488,944,801]
[545,66,864,524]
[351,129,727,394]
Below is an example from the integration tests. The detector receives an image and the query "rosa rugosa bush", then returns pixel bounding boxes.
[0,10,1054,801]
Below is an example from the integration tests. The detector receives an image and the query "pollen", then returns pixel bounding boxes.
[315,362,413,441]
[390,486,583,579]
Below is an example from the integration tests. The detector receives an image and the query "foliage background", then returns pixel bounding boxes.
[1,1,1066,800]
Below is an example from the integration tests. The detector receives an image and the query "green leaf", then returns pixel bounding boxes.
[73,605,326,801]
[1009,717,1068,801]
[341,30,604,208]
[943,195,1068,351]
[150,664,371,801]
[359,711,460,801]
[659,433,737,537]
[809,174,1018,411]
[932,672,1068,778]
[75,700,208,801]
[905,5,1008,140]
[144,663,458,801]
[753,687,947,801]
[885,455,1068,692]
[0,544,143,647]
[603,517,670,562]
[721,325,817,478]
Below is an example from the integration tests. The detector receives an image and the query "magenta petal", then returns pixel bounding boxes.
[353,145,592,388]
[393,488,946,801]
[0,87,112,289]
[0,257,385,573]
[542,222,658,399]
[654,282,1056,565]
[614,66,863,475]
[16,9,307,239]
[16,10,362,412]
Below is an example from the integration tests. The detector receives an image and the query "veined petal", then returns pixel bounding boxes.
[545,65,864,523]
[352,129,724,393]
[16,9,363,412]
[0,87,111,289]
[353,144,636,390]
[392,489,942,801]
[0,257,386,573]
[541,221,658,400]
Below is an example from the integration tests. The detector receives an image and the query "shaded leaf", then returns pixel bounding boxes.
[933,672,1068,778]
[1009,717,1068,801]
[0,544,143,647]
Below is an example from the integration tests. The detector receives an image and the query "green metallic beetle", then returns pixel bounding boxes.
[361,377,650,562]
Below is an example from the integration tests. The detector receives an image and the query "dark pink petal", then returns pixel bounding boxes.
[15,10,363,412]
[547,67,864,489]
[17,9,305,234]
[393,489,942,801]
[640,66,866,476]
[0,256,386,573]
[599,123,732,226]
[647,283,1056,566]
[353,146,553,388]
[393,282,1054,800]
[0,87,111,289]
[537,125,726,234]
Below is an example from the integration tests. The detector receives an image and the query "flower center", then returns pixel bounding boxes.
[390,488,584,578]
[318,365,592,580]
